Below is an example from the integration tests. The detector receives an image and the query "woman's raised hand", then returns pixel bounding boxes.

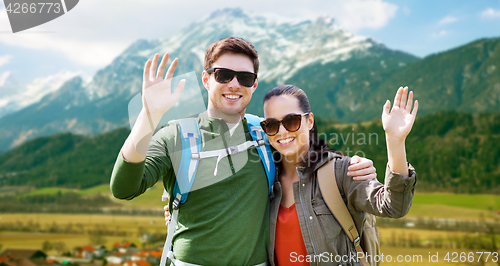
[142,53,186,116]
[382,87,418,141]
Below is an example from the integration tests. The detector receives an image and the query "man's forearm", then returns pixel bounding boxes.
[386,134,408,176]
[122,109,163,163]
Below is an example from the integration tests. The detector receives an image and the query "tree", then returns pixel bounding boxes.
[89,234,107,246]
[42,240,53,252]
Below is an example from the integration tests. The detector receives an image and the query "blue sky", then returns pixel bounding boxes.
[0,0,499,84]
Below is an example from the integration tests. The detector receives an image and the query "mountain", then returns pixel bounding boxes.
[1,111,499,193]
[0,8,418,151]
[0,127,130,189]
[1,8,500,152]
[0,71,82,119]
[375,37,500,115]
[0,72,25,118]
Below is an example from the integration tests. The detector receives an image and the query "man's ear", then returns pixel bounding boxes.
[202,70,210,91]
[250,77,258,93]
[308,112,314,131]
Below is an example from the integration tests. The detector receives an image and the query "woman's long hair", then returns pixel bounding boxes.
[263,85,342,177]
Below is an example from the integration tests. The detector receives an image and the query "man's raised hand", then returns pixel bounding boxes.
[142,53,186,116]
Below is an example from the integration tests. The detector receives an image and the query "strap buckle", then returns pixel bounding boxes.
[354,236,361,247]
[227,146,237,155]
[256,139,265,146]
[191,153,200,160]
[172,197,181,210]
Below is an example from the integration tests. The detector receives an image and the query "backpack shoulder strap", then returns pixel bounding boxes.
[172,117,201,207]
[245,114,275,195]
[317,158,369,266]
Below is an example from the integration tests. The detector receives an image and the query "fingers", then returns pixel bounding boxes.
[164,204,170,225]
[350,155,361,164]
[173,79,186,97]
[411,100,419,117]
[382,100,390,116]
[165,58,179,80]
[150,54,159,80]
[143,59,152,82]
[400,86,408,110]
[406,90,413,113]
[348,157,373,171]
[353,173,377,181]
[157,53,170,79]
[348,166,376,178]
[393,86,403,109]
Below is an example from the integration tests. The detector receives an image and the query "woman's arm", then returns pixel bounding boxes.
[382,86,418,175]
[339,87,418,218]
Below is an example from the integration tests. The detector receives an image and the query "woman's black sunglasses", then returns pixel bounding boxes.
[260,113,310,136]
[206,67,257,87]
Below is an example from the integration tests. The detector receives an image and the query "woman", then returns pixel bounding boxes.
[260,85,417,266]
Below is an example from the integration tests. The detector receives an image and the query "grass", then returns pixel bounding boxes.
[109,183,166,209]
[10,186,500,219]
[0,213,166,253]
[78,184,111,195]
[0,231,144,253]
[406,204,498,220]
[412,193,500,211]
[19,187,75,197]
[0,213,166,232]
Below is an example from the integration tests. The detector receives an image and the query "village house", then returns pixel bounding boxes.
[0,249,51,266]
[72,246,106,260]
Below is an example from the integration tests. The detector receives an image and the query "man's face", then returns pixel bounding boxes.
[202,53,258,118]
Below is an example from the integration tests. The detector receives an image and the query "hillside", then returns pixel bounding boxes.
[319,111,500,194]
[0,128,129,189]
[1,111,499,193]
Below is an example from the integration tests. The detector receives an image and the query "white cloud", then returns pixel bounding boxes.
[0,0,398,69]
[432,30,448,37]
[438,16,458,25]
[16,70,83,107]
[481,8,500,18]
[0,71,10,86]
[333,0,398,31]
[0,54,12,67]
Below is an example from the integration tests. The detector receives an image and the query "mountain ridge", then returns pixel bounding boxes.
[0,8,499,152]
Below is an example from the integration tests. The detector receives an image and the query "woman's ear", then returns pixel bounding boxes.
[307,112,314,131]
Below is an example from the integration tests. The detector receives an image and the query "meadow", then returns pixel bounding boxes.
[1,187,499,265]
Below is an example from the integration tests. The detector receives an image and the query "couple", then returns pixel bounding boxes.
[111,37,417,266]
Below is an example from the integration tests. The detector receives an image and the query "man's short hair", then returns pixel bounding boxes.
[204,37,259,74]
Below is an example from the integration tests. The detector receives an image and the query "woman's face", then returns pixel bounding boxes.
[263,95,314,163]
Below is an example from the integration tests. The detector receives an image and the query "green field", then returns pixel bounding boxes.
[78,184,111,195]
[412,193,500,211]
[13,186,500,214]
[19,187,75,197]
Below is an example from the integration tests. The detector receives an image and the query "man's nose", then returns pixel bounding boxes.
[227,74,241,88]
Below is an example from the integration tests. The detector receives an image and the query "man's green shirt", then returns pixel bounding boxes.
[111,112,270,265]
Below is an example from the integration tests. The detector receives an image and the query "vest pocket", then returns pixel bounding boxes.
[312,200,342,242]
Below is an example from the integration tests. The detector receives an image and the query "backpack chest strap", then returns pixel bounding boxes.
[192,139,265,176]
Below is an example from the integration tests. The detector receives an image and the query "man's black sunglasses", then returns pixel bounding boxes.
[206,67,257,87]
[260,113,310,136]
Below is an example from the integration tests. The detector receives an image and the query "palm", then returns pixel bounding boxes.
[142,53,185,116]
[382,87,418,140]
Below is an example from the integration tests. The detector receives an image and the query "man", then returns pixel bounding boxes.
[110,37,377,265]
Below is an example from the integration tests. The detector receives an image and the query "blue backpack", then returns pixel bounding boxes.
[160,113,275,266]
